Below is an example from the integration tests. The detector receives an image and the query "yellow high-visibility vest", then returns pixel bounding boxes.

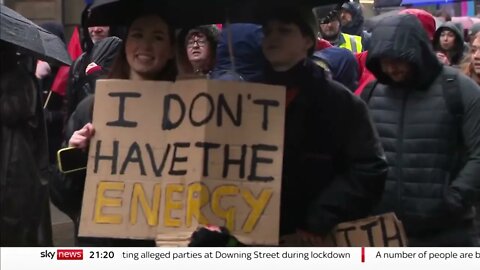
[339,33,363,53]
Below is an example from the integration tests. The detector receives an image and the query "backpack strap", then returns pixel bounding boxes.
[360,79,378,104]
[440,67,466,178]
[441,67,464,121]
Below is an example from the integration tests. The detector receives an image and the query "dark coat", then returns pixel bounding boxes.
[50,95,154,246]
[0,68,52,246]
[366,14,480,246]
[66,36,122,119]
[313,47,359,92]
[265,59,388,236]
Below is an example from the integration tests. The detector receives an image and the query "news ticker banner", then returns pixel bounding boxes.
[1,248,479,269]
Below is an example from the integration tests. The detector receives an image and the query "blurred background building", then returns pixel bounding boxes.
[3,0,85,41]
[365,0,478,17]
[3,0,479,40]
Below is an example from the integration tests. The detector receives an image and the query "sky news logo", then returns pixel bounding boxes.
[40,249,83,260]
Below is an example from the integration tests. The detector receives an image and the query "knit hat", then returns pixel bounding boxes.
[313,4,341,24]
[261,6,319,55]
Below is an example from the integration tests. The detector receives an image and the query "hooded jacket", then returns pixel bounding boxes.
[366,14,480,245]
[354,51,375,96]
[399,9,436,41]
[367,14,442,89]
[66,36,122,119]
[313,47,359,91]
[355,8,437,96]
[265,59,387,236]
[210,24,266,82]
[341,2,365,37]
[433,22,466,66]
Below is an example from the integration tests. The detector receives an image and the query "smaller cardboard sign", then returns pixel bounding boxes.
[325,212,408,247]
[159,213,408,247]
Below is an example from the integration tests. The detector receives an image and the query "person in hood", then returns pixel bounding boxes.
[340,1,371,50]
[364,13,480,246]
[354,8,437,96]
[313,47,359,91]
[434,22,466,66]
[210,23,266,82]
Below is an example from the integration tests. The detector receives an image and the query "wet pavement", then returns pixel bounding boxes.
[50,203,74,246]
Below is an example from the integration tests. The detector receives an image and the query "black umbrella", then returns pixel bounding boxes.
[0,4,71,65]
[88,0,347,28]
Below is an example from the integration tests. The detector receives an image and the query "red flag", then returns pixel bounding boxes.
[51,27,83,96]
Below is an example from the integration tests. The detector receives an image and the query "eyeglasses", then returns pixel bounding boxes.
[186,38,207,48]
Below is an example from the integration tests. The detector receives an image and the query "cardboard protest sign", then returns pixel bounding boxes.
[325,212,408,247]
[78,79,286,245]
[280,213,407,247]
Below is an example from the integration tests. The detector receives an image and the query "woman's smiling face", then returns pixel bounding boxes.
[125,15,174,80]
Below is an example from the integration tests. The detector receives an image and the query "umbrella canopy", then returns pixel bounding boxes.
[88,0,347,28]
[0,4,71,66]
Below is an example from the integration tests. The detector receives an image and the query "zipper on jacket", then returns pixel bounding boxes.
[396,91,409,216]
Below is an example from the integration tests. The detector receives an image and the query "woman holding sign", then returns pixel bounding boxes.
[53,9,177,246]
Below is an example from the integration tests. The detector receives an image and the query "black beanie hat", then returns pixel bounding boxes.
[313,4,341,24]
[261,6,318,55]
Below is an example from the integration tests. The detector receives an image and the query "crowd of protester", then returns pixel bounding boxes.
[1,1,480,247]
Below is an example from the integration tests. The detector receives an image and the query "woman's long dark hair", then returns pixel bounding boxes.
[108,13,177,81]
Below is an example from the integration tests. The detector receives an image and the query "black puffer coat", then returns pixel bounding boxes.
[366,14,480,246]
